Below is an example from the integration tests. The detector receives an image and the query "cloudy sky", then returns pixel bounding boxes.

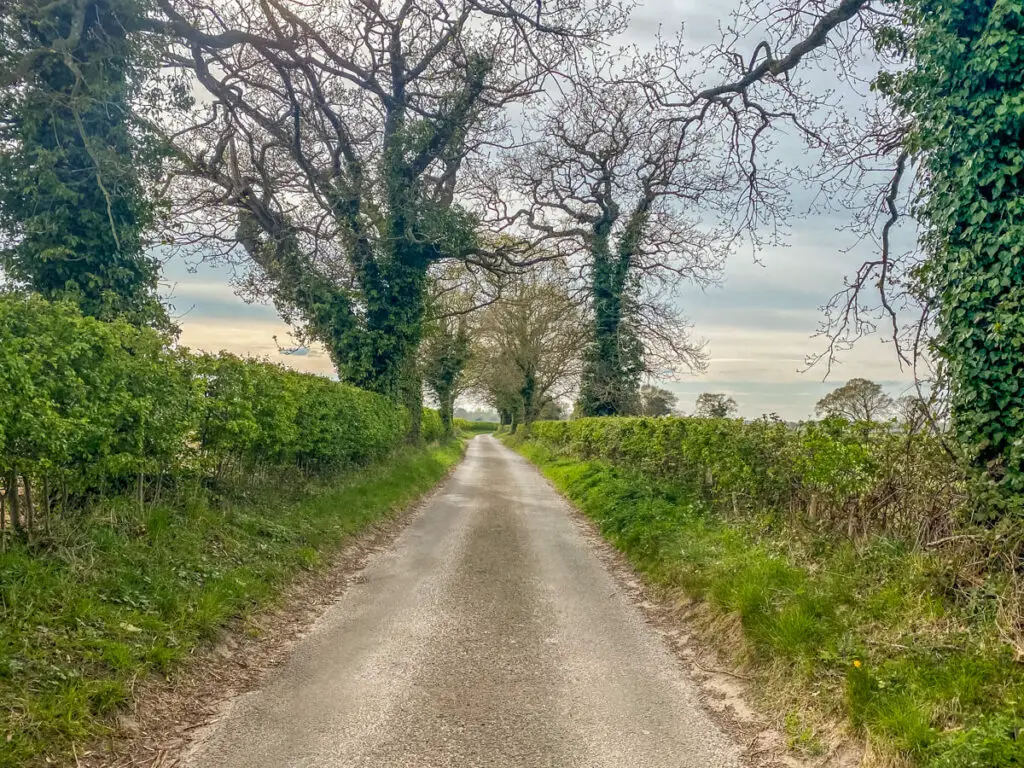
[160,0,917,422]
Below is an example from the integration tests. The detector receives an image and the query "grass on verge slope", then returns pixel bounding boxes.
[0,441,464,767]
[512,439,1024,768]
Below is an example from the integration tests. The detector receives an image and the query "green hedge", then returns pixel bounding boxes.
[454,419,498,434]
[530,416,965,541]
[0,295,414,527]
[421,408,445,443]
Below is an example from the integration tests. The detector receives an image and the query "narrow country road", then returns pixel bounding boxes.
[183,436,744,768]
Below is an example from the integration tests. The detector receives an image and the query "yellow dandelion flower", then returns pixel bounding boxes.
[853,659,862,668]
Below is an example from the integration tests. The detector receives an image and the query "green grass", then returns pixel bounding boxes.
[512,439,1024,768]
[0,441,464,767]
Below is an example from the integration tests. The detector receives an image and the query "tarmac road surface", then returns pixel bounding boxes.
[184,435,744,768]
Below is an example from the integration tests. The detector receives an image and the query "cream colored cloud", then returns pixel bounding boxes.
[698,326,913,384]
[176,316,336,377]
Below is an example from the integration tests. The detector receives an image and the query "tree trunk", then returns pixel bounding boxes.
[43,477,51,535]
[402,362,424,444]
[578,226,642,417]
[23,475,34,536]
[440,391,455,437]
[7,471,21,534]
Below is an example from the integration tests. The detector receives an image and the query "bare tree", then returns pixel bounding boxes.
[470,265,586,431]
[497,64,720,417]
[645,0,923,374]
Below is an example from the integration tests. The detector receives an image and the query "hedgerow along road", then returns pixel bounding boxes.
[183,436,744,767]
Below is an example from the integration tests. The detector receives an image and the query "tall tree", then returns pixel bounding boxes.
[0,0,168,329]
[420,265,496,437]
[155,0,625,429]
[895,0,1024,508]
[471,266,585,431]
[503,68,720,417]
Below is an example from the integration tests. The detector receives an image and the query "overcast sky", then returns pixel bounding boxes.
[161,0,916,422]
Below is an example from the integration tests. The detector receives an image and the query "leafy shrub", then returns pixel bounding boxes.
[421,408,445,443]
[0,294,410,530]
[516,440,1024,768]
[454,419,498,434]
[531,416,966,542]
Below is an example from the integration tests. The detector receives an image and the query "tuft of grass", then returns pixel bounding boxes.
[785,710,828,757]
[512,439,1024,768]
[0,441,463,768]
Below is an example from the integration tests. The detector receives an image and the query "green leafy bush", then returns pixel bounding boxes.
[531,416,965,541]
[0,294,413,532]
[454,419,498,434]
[421,407,445,443]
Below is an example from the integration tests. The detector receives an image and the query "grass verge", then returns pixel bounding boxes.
[511,438,1024,768]
[0,440,464,767]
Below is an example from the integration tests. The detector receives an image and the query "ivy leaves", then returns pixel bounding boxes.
[899,0,1024,509]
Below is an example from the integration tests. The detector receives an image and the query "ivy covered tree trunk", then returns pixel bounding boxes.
[237,207,429,439]
[0,0,167,329]
[422,308,470,439]
[6,472,21,535]
[401,354,424,444]
[439,394,456,437]
[578,213,645,417]
[906,0,1024,514]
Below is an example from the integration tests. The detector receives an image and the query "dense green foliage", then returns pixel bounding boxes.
[0,294,413,537]
[514,435,1023,767]
[900,0,1024,510]
[530,416,963,541]
[0,0,167,328]
[421,312,471,437]
[454,419,498,434]
[420,407,445,443]
[0,441,464,767]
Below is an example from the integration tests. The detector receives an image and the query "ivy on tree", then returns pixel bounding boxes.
[160,0,621,434]
[899,0,1024,510]
[0,0,168,329]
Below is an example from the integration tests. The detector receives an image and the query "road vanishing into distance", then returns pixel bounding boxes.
[183,436,744,767]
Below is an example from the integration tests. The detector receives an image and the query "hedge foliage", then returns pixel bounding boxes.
[421,407,445,444]
[454,419,498,434]
[0,295,413,517]
[530,416,965,541]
